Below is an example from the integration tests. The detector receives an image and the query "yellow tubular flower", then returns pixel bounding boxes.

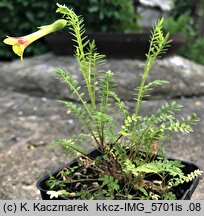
[3,19,67,60]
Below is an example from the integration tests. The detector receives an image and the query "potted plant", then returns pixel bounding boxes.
[4,3,202,200]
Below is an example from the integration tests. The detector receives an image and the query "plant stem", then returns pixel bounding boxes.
[135,56,152,117]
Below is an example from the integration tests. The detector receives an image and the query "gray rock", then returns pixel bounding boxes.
[0,54,204,101]
[137,0,172,28]
[139,0,172,11]
[137,6,168,28]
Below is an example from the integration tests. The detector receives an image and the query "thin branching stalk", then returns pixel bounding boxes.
[135,18,170,117]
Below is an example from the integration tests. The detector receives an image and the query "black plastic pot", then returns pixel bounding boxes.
[37,149,200,200]
[44,32,185,59]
